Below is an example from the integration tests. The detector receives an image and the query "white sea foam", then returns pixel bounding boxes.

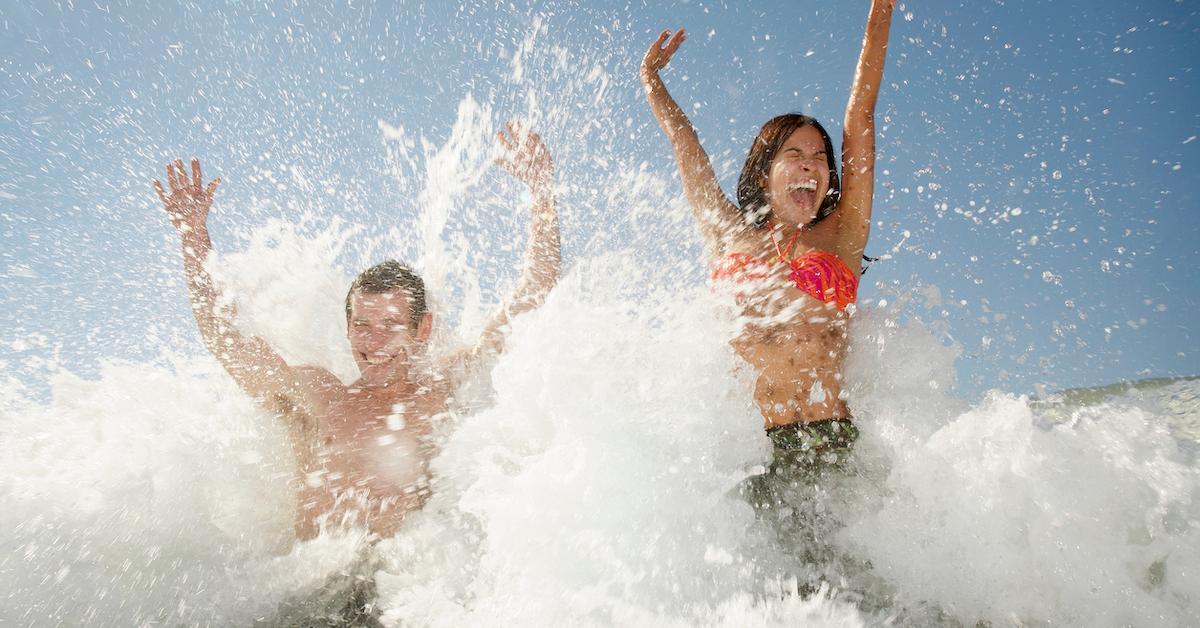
[3,82,1198,625]
[3,236,1197,625]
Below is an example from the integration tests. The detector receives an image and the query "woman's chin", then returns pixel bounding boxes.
[773,206,818,227]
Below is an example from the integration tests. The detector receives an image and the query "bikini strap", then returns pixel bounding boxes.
[860,254,879,275]
[770,227,800,264]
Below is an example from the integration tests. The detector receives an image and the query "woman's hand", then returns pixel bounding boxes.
[495,121,553,197]
[641,29,686,83]
[154,158,220,236]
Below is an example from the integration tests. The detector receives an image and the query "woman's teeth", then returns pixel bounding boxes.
[789,188,816,208]
[784,181,818,208]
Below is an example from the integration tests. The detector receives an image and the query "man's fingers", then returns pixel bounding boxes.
[512,122,537,152]
[506,120,523,146]
[166,162,180,192]
[496,129,513,151]
[191,159,202,191]
[494,157,517,175]
[173,159,186,190]
[153,180,168,205]
[204,177,221,200]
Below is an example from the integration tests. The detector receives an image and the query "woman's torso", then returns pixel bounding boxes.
[715,228,859,427]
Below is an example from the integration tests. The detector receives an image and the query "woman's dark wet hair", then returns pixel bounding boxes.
[344,260,427,328]
[736,113,840,229]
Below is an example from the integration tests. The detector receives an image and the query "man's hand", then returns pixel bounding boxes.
[495,121,553,197]
[641,29,686,82]
[154,158,220,235]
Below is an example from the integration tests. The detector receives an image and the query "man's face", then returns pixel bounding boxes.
[346,290,429,375]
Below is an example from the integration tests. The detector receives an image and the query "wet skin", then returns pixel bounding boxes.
[642,0,895,428]
[157,121,560,541]
[272,291,449,540]
[724,128,856,427]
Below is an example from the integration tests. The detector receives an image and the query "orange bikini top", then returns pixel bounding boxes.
[712,228,859,309]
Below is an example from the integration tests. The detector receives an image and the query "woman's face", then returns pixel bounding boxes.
[765,125,831,227]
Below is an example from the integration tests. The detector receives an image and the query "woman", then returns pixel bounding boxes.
[641,1,895,462]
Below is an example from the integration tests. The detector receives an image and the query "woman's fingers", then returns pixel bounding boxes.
[665,29,686,56]
[652,29,670,49]
[645,28,684,71]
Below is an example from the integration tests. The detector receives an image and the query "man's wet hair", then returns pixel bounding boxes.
[344,260,427,328]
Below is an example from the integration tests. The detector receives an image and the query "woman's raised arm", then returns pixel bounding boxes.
[641,29,743,254]
[836,0,896,261]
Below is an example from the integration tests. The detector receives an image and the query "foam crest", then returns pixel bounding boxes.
[211,217,360,381]
[374,255,869,625]
[2,245,1197,625]
[839,307,1200,626]
[0,358,298,625]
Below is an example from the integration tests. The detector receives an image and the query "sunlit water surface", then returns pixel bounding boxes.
[2,233,1197,626]
[2,91,1198,626]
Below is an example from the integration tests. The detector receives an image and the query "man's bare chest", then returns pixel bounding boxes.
[284,383,445,470]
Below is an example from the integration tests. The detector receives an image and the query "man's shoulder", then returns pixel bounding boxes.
[292,365,344,389]
[264,365,343,424]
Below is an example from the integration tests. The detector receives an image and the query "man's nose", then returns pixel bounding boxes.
[360,327,388,344]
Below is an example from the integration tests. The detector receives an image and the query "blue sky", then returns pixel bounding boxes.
[1,0,1197,399]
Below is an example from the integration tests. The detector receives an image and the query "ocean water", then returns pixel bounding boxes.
[2,60,1198,624]
[1,229,1197,626]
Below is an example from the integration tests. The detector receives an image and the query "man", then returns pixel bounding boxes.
[155,122,559,541]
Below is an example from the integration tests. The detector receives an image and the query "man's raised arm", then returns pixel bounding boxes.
[470,123,562,362]
[155,159,306,409]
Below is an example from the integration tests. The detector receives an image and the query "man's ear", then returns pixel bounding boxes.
[416,311,434,342]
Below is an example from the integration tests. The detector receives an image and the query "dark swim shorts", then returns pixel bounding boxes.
[765,418,859,466]
[264,549,383,628]
[740,418,863,593]
[742,417,860,517]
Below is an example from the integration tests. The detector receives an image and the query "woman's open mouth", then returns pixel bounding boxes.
[787,181,818,210]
